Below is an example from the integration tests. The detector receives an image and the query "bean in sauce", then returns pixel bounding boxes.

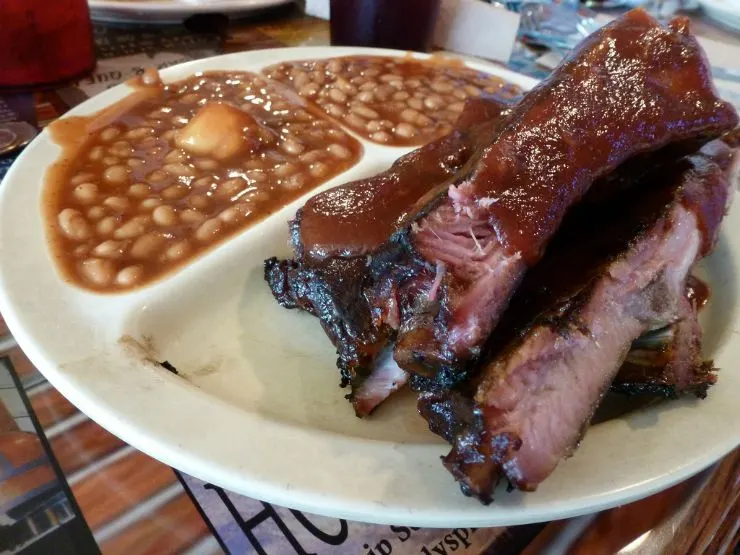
[45,70,363,292]
[264,56,521,147]
[45,57,522,292]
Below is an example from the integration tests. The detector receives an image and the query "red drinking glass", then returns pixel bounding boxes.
[0,0,96,89]
[330,0,442,52]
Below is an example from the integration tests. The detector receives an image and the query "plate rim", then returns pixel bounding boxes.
[1,45,738,527]
[87,0,293,24]
[88,0,291,12]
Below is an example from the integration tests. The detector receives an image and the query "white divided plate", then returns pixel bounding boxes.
[88,0,292,24]
[1,46,739,527]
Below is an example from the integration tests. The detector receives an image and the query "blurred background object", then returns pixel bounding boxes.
[308,0,521,61]
[514,0,601,50]
[0,367,80,555]
[330,0,442,50]
[0,123,38,158]
[695,0,740,32]
[0,0,96,89]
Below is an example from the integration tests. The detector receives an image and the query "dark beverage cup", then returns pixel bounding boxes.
[0,0,96,89]
[330,0,442,52]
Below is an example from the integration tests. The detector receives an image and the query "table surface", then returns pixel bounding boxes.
[0,5,738,555]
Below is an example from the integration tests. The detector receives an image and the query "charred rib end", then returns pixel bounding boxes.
[264,257,298,309]
[442,451,498,505]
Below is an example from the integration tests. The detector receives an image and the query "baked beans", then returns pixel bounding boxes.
[46,57,520,292]
[264,56,521,147]
[46,70,362,291]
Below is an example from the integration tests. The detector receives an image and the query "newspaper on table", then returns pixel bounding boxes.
[179,474,507,555]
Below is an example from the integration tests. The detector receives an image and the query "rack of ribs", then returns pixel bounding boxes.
[419,141,734,502]
[266,9,737,422]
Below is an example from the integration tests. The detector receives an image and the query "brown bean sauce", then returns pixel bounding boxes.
[44,70,363,292]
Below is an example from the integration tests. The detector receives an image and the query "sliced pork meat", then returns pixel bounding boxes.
[265,95,515,416]
[350,347,410,416]
[612,291,717,398]
[425,143,733,503]
[368,9,737,382]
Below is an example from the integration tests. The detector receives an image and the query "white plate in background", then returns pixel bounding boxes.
[88,0,292,24]
[0,46,738,527]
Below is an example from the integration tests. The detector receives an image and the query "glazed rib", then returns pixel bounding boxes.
[424,143,733,502]
[369,9,738,382]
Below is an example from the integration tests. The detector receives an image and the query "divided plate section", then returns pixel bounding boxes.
[119,146,439,443]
